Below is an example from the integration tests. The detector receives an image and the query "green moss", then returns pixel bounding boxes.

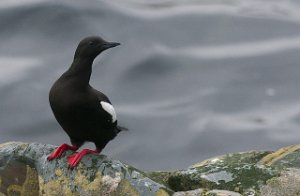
[168,174,202,191]
[148,151,278,194]
[147,171,173,187]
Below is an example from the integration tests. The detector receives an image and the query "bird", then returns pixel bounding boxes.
[47,36,126,169]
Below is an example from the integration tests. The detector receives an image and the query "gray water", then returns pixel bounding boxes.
[1,0,300,171]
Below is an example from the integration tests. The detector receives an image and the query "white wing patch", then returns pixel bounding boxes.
[100,101,117,122]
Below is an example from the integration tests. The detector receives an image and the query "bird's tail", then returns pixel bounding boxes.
[115,125,128,134]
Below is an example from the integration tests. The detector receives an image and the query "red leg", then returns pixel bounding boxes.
[47,143,79,161]
[67,149,101,169]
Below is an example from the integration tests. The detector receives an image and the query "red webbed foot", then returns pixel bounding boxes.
[67,149,101,169]
[47,143,79,161]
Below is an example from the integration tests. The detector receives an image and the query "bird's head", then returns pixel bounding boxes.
[74,36,120,60]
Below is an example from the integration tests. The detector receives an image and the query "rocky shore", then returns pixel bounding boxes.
[1,142,300,195]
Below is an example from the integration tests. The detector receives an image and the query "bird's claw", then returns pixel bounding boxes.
[67,149,100,169]
[47,143,79,161]
[67,153,80,169]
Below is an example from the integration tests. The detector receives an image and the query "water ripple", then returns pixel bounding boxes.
[154,36,300,59]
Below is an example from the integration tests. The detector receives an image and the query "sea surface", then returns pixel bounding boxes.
[1,0,300,170]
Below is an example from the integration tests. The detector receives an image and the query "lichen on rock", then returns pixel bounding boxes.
[259,168,300,196]
[0,142,171,196]
[1,142,300,195]
[148,151,279,194]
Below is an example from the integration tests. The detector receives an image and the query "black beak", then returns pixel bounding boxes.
[102,42,121,50]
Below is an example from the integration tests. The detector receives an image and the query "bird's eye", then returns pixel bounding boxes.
[88,41,95,46]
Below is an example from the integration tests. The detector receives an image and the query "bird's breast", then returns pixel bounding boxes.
[49,83,90,115]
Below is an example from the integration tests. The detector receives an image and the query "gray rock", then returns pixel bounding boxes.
[260,168,300,196]
[0,142,171,196]
[148,144,300,195]
[148,151,279,195]
[2,142,300,195]
[205,189,242,196]
[173,188,203,196]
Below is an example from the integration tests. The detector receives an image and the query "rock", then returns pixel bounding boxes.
[1,142,300,196]
[173,188,204,196]
[259,168,300,196]
[173,188,242,196]
[148,151,278,195]
[258,144,300,168]
[258,144,300,196]
[205,189,242,196]
[0,142,171,196]
[148,145,300,195]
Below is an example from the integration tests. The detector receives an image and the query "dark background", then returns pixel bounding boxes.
[1,0,300,171]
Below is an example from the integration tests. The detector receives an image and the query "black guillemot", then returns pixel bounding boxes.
[47,36,126,169]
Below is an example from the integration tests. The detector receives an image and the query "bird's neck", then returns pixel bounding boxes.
[64,57,94,89]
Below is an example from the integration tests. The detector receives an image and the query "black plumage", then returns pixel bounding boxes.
[47,36,125,168]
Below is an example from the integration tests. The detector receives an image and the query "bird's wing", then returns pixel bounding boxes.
[91,87,128,133]
[93,89,111,103]
[91,87,117,123]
